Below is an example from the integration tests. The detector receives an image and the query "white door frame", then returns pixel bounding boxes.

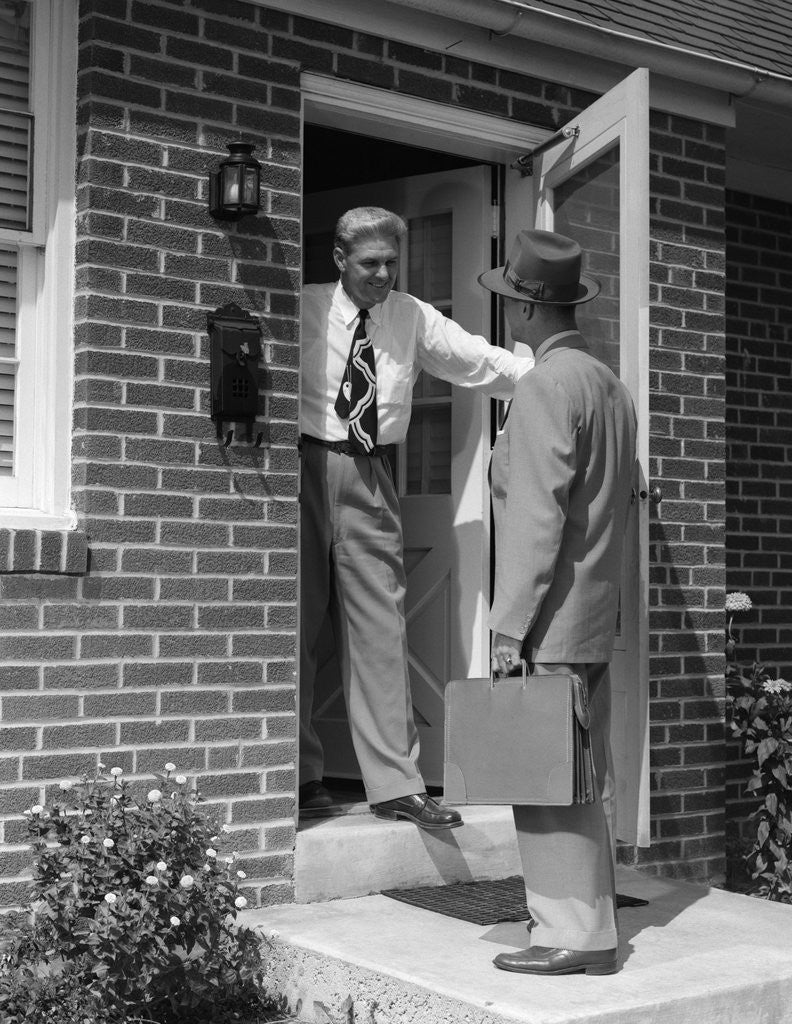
[301,73,552,168]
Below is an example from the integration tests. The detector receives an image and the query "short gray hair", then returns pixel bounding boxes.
[334,207,407,254]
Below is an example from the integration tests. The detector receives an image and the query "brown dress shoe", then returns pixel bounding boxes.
[298,780,334,811]
[493,945,618,976]
[370,793,463,831]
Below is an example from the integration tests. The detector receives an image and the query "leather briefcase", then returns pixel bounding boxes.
[443,664,596,806]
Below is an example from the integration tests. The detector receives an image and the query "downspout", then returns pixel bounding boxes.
[386,0,792,110]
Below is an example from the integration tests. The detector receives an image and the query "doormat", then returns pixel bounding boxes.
[381,876,648,926]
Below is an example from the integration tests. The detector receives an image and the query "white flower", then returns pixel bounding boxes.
[237,870,247,879]
[59,780,72,791]
[80,835,91,845]
[147,789,162,803]
[104,893,117,905]
[164,762,176,773]
[209,835,219,843]
[103,838,114,849]
[205,848,217,858]
[763,678,792,695]
[725,592,752,613]
[145,875,158,885]
[179,874,194,890]
[30,805,44,815]
[224,856,234,865]
[156,861,167,872]
[234,896,248,909]
[175,774,187,785]
[110,767,123,777]
[98,762,106,770]
[169,915,180,927]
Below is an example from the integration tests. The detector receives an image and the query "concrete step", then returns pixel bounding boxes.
[247,867,792,1024]
[295,803,521,902]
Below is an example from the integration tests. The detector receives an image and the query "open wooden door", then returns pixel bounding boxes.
[303,165,494,786]
[526,68,651,846]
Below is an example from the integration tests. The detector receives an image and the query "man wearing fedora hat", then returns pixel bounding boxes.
[480,229,637,976]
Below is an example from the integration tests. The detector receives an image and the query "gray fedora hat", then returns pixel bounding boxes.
[478,229,600,304]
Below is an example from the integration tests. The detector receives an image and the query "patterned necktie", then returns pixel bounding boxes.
[334,308,378,453]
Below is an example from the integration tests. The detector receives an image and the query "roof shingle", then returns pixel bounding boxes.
[516,1,792,79]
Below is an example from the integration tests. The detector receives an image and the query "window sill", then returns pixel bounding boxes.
[0,528,89,575]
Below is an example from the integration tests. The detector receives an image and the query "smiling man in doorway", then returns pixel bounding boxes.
[299,206,533,830]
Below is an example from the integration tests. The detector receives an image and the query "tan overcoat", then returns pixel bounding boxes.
[489,330,637,663]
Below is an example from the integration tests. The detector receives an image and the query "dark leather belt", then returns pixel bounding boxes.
[300,434,389,458]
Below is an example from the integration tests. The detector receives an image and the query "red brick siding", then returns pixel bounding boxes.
[724,189,792,836]
[0,0,730,898]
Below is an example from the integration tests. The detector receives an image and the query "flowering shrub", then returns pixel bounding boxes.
[727,592,792,903]
[0,765,272,1023]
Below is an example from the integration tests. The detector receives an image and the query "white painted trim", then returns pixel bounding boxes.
[302,73,551,163]
[0,0,77,529]
[262,0,734,125]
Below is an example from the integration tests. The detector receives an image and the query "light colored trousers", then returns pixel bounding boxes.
[513,662,618,952]
[299,442,425,804]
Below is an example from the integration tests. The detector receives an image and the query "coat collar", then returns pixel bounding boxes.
[534,330,588,362]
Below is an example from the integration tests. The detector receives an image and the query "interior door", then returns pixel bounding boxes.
[526,68,651,846]
[303,166,494,786]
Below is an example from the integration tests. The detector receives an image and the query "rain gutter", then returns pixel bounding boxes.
[386,0,792,109]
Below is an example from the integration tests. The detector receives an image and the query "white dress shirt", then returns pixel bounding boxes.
[300,281,534,446]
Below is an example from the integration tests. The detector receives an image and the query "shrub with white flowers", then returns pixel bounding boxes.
[727,592,792,904]
[0,765,271,1024]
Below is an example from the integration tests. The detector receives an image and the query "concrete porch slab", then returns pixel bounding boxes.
[295,804,522,902]
[247,866,792,1024]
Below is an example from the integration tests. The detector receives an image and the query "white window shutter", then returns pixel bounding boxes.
[0,2,30,483]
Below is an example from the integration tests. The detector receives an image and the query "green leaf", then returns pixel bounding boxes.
[758,820,770,846]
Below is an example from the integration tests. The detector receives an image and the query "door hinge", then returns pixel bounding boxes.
[491,200,500,239]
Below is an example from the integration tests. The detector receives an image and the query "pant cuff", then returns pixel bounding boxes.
[366,776,424,805]
[528,923,618,952]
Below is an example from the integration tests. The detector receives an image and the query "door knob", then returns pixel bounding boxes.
[650,486,663,504]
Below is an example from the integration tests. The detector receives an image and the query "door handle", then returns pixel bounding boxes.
[636,486,663,504]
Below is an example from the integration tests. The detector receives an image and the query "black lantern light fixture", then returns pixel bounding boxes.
[208,142,262,220]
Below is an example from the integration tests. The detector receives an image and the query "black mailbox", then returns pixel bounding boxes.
[207,303,262,445]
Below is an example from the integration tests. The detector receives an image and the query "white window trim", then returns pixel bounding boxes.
[0,0,77,529]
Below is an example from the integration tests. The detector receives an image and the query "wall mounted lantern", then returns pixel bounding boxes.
[208,142,262,220]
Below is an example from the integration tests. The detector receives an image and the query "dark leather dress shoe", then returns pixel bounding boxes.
[370,793,463,831]
[298,780,334,811]
[493,945,617,976]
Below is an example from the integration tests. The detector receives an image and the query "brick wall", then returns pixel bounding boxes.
[0,0,732,898]
[724,189,792,835]
[0,0,302,908]
[624,112,727,882]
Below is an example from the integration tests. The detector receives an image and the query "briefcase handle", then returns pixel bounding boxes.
[491,661,591,729]
[491,659,528,689]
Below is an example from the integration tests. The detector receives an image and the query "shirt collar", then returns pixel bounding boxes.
[334,280,385,328]
[534,330,587,362]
